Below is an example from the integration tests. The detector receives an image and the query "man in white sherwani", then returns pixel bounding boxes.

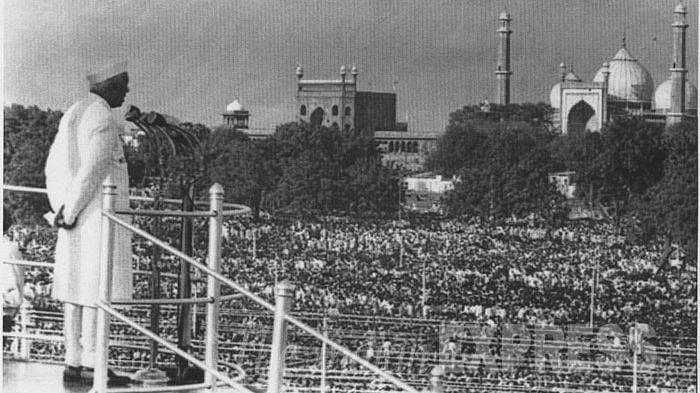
[45,61,133,386]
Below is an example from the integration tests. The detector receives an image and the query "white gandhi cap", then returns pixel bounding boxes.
[86,60,128,85]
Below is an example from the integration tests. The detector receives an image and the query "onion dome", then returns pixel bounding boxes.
[593,47,654,103]
[653,79,698,111]
[226,99,244,112]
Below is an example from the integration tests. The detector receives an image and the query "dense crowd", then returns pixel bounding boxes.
[3,213,696,392]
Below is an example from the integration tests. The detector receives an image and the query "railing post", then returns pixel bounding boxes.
[93,181,117,393]
[267,280,295,393]
[177,180,195,382]
[320,316,328,393]
[19,302,32,359]
[205,183,224,390]
[429,366,444,393]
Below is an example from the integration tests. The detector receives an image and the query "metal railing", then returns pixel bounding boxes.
[96,182,420,393]
[3,182,421,393]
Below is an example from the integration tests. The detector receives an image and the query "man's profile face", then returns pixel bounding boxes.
[103,73,130,108]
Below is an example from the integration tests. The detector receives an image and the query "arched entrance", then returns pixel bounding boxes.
[310,107,325,126]
[567,100,595,135]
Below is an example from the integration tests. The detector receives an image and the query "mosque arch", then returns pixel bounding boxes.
[401,141,406,152]
[567,100,596,136]
[388,141,395,152]
[300,105,307,116]
[345,106,352,116]
[332,105,339,116]
[310,107,325,126]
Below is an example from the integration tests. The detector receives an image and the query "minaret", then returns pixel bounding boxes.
[340,65,347,128]
[601,62,610,125]
[495,10,512,105]
[667,2,688,126]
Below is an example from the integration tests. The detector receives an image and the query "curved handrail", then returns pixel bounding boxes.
[2,184,251,217]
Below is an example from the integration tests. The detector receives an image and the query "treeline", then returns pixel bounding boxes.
[5,102,697,264]
[427,103,697,263]
[4,104,400,223]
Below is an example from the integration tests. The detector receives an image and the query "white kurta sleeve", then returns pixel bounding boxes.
[62,113,115,225]
[45,109,75,214]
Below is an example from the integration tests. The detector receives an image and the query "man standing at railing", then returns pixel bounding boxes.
[44,61,133,386]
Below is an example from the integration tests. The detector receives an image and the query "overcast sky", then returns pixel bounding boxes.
[4,0,698,131]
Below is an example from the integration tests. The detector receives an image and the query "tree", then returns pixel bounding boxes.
[424,122,489,177]
[203,126,266,217]
[340,129,400,215]
[430,103,563,221]
[4,104,62,225]
[260,121,399,216]
[586,117,666,226]
[626,120,697,267]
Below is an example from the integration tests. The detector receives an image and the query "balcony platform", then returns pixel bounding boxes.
[3,359,92,393]
[3,359,260,393]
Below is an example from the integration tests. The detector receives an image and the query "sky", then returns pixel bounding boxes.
[4,0,698,132]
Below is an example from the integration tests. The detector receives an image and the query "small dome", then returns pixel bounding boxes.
[653,79,698,111]
[593,47,654,103]
[550,83,562,109]
[674,2,687,14]
[499,10,511,20]
[226,99,244,112]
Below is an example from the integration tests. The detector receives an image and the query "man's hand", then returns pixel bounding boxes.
[54,205,77,230]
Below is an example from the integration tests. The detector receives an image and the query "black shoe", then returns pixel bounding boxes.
[80,367,133,386]
[63,365,82,383]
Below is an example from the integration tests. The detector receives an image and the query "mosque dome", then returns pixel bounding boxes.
[593,47,654,103]
[653,78,698,111]
[226,99,245,112]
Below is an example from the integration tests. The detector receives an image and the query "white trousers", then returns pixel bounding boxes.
[63,302,97,368]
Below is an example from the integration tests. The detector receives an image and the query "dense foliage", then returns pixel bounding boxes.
[4,105,62,224]
[429,103,697,265]
[260,122,399,216]
[4,105,400,221]
[427,103,565,221]
[625,121,698,265]
[201,122,400,217]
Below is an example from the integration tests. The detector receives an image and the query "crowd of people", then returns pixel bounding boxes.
[3,213,696,392]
